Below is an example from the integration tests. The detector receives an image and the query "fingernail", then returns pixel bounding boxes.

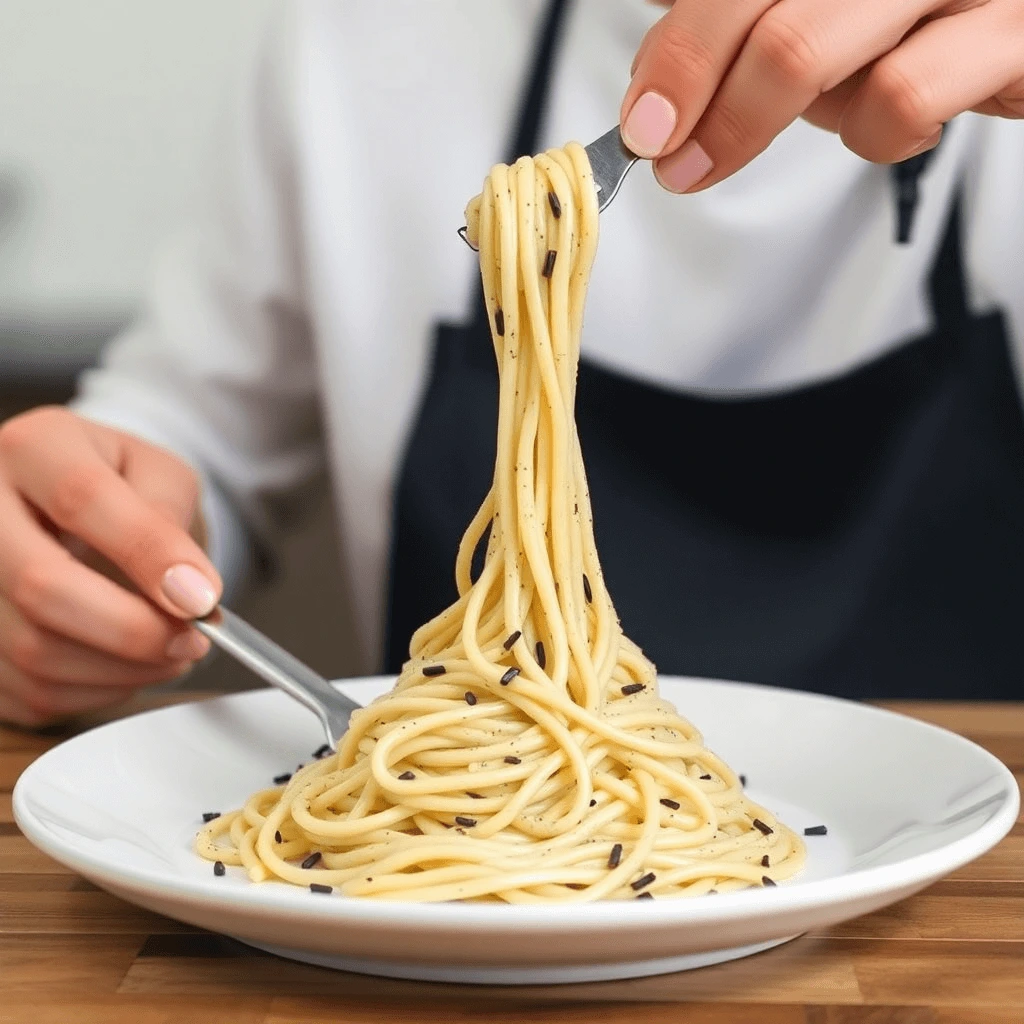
[162,564,218,617]
[166,629,211,661]
[655,139,715,193]
[622,92,677,158]
[897,129,942,162]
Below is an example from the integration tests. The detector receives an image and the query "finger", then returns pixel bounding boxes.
[0,593,205,686]
[0,658,153,728]
[802,71,869,132]
[112,425,202,529]
[622,0,774,159]
[0,487,194,663]
[840,4,1024,162]
[655,0,936,192]
[0,409,221,618]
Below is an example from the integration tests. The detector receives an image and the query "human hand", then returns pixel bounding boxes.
[0,406,222,727]
[622,0,1024,192]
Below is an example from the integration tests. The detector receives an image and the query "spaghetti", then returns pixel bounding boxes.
[197,143,805,901]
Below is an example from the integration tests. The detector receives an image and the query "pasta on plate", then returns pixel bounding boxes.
[197,142,805,902]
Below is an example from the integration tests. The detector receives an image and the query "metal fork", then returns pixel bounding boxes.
[194,606,360,752]
[459,126,638,250]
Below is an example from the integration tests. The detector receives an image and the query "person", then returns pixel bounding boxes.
[2,0,1023,728]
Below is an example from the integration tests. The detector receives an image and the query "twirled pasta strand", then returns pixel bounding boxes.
[197,143,805,901]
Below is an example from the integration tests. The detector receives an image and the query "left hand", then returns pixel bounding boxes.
[622,0,1024,193]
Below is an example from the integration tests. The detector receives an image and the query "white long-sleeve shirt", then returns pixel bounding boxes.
[73,0,1024,669]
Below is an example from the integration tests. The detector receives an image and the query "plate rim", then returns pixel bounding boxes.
[13,675,1020,933]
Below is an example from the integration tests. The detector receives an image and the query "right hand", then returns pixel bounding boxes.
[0,406,223,727]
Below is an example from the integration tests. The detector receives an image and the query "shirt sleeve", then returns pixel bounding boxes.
[71,1,322,600]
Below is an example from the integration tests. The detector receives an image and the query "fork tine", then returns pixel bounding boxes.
[584,126,639,212]
[457,126,638,250]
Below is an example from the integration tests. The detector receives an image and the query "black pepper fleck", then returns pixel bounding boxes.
[454,816,477,828]
[494,308,505,336]
[535,640,546,670]
[582,574,593,603]
[398,770,416,781]
[213,860,225,876]
[762,876,777,887]
[464,691,478,706]
[804,825,828,836]
[548,191,561,218]
[504,756,521,764]
[659,798,680,810]
[301,852,322,869]
[310,883,333,894]
[500,667,520,685]
[423,665,446,677]
[621,683,645,696]
[202,812,220,823]
[608,843,623,869]
[752,818,774,836]
[542,249,557,277]
[503,630,521,650]
[273,773,292,785]
[630,872,656,891]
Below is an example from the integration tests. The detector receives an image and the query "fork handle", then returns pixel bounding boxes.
[194,606,359,750]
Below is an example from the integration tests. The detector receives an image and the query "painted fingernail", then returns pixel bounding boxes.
[166,629,211,661]
[162,564,218,617]
[655,139,714,193]
[622,92,677,158]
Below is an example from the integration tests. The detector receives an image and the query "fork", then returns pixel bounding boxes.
[194,605,360,752]
[459,126,638,250]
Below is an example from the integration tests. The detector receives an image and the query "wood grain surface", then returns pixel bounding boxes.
[2,693,1022,1024]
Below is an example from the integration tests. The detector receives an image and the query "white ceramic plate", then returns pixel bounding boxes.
[13,676,1018,985]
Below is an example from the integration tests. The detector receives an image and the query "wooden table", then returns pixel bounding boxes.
[2,695,1022,1024]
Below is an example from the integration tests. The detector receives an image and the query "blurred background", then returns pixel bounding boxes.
[0,0,360,689]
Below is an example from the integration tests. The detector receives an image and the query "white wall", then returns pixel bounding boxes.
[0,0,274,329]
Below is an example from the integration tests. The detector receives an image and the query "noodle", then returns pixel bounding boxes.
[197,143,806,902]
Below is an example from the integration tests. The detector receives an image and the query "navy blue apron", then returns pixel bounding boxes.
[384,0,1024,700]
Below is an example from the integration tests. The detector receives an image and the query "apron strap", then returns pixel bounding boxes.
[927,193,970,337]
